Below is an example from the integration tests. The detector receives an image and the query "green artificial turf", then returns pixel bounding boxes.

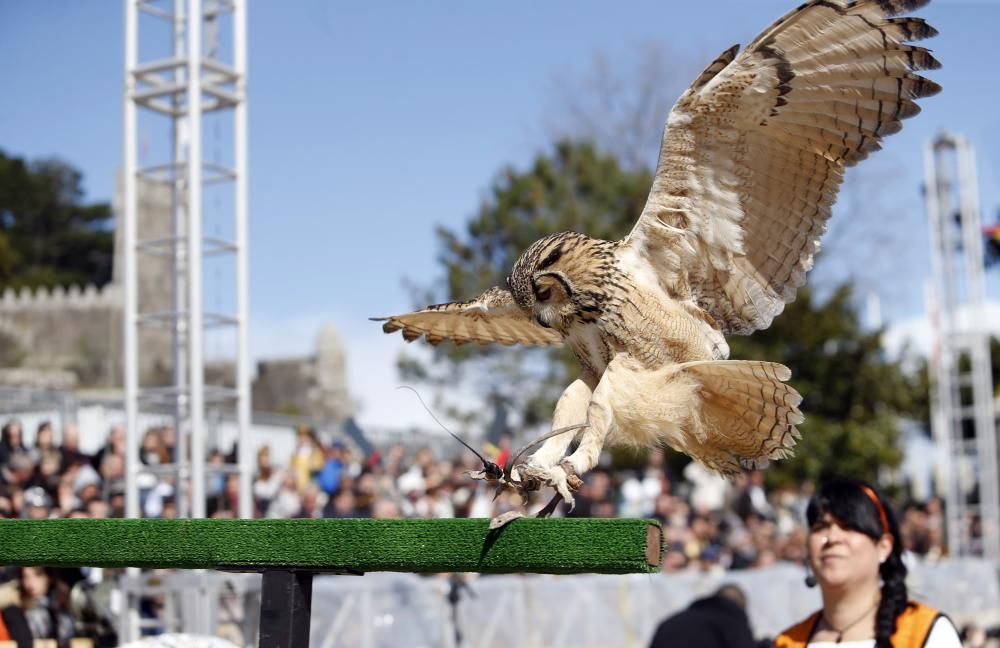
[0,518,662,574]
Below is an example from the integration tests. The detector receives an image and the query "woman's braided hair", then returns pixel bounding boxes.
[806,478,908,647]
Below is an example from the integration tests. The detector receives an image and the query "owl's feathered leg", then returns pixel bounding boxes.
[524,374,596,468]
[514,360,620,510]
[507,374,596,511]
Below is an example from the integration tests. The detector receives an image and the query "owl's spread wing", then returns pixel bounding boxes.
[623,0,939,335]
[373,287,563,347]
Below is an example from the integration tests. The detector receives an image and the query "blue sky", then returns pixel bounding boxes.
[1,1,998,428]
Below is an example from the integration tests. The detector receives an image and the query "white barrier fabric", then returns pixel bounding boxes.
[307,559,1000,648]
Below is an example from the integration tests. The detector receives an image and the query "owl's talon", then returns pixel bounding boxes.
[489,510,525,530]
[516,464,579,510]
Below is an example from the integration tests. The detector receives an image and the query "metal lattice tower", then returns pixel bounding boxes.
[925,131,1000,562]
[123,0,252,522]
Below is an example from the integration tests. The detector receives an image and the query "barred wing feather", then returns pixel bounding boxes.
[373,287,563,347]
[624,0,940,335]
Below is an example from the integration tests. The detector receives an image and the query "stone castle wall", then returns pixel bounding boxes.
[0,283,122,388]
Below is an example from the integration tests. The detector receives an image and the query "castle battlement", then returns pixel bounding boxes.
[0,282,121,312]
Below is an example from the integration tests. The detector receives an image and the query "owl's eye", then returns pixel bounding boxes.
[536,287,551,301]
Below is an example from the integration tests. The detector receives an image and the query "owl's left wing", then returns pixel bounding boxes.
[373,287,563,347]
[623,0,940,335]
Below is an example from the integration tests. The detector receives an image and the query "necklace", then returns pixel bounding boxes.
[821,599,879,644]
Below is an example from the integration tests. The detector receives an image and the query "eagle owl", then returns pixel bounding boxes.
[375,0,939,509]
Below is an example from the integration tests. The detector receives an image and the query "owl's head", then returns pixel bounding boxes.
[508,232,613,333]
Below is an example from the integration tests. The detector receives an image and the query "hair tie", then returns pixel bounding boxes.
[861,484,890,535]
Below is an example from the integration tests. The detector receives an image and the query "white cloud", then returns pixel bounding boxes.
[883,299,1000,360]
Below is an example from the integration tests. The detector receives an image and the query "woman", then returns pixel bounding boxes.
[775,478,961,647]
[1,566,75,648]
[0,419,26,466]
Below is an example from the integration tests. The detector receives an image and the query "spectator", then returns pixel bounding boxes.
[252,446,281,516]
[775,478,961,647]
[2,567,75,648]
[295,486,324,519]
[317,442,345,496]
[0,573,31,648]
[0,420,27,467]
[290,425,324,492]
[266,472,301,519]
[140,429,167,467]
[21,487,51,520]
[648,584,756,648]
[735,470,773,522]
[91,425,125,474]
[58,423,90,473]
[30,422,63,494]
[324,488,358,518]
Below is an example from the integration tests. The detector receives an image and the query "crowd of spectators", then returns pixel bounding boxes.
[0,417,978,647]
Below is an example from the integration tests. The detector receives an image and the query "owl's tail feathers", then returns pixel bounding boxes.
[678,360,803,476]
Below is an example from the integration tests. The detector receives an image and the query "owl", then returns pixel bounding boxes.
[375,0,939,514]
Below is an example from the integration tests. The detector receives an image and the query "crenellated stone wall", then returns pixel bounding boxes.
[0,283,122,388]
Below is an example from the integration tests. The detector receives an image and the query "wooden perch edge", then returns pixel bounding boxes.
[0,518,664,575]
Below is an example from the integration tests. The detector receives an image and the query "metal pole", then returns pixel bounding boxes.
[173,0,191,520]
[187,0,206,519]
[123,0,140,522]
[122,3,142,644]
[234,0,253,519]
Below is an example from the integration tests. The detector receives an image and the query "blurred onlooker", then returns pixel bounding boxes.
[252,446,282,516]
[85,498,110,519]
[158,426,177,463]
[22,487,52,519]
[31,422,64,495]
[0,495,13,518]
[58,423,90,473]
[324,488,358,518]
[140,428,168,467]
[290,425,324,492]
[91,425,125,474]
[266,472,301,519]
[735,470,773,522]
[2,567,75,647]
[960,623,999,648]
[648,584,756,648]
[317,442,345,496]
[295,486,324,519]
[0,419,28,467]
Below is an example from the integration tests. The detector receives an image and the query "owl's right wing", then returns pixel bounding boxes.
[373,287,563,347]
[622,0,939,335]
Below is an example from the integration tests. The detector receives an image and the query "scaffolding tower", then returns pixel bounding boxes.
[121,0,252,638]
[924,132,1000,562]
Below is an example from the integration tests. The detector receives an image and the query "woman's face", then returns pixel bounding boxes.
[21,567,49,599]
[37,426,52,448]
[808,512,892,591]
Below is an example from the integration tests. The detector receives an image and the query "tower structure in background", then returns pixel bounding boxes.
[924,131,1000,562]
[122,0,251,523]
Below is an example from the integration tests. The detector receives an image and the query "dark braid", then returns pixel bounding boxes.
[874,548,908,647]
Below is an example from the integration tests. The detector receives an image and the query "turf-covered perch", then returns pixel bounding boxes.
[0,518,663,574]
